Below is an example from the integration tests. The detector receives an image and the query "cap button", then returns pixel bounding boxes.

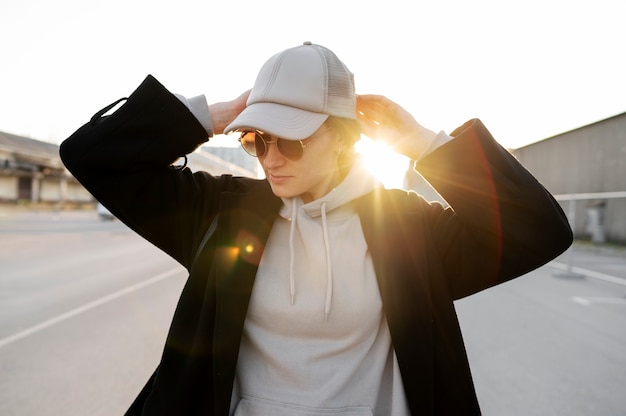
[303,41,312,45]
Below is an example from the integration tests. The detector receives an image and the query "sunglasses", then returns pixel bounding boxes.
[238,130,313,160]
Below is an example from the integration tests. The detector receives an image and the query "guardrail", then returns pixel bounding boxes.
[552,191,626,278]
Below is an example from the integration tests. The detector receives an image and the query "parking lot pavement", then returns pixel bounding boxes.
[457,241,626,416]
[551,242,626,284]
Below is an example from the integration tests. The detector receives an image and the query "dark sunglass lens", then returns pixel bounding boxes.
[240,131,260,156]
[254,132,268,157]
[277,139,303,160]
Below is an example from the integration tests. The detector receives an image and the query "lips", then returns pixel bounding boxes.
[268,173,290,184]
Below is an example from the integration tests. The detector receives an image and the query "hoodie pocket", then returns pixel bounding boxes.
[233,396,374,416]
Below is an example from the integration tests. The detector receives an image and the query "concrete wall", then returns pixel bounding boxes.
[64,181,93,203]
[40,178,65,202]
[0,176,17,200]
[514,113,626,243]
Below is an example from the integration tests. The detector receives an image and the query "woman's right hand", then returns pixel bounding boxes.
[208,90,250,135]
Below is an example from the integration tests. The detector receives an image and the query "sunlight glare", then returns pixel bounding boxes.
[355,136,410,189]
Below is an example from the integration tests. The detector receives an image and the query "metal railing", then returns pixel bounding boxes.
[552,191,626,278]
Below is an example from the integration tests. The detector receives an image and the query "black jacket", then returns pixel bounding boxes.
[60,75,573,415]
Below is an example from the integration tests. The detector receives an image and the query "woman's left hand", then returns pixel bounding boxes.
[356,94,437,160]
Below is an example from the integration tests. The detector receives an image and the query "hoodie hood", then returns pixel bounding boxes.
[280,157,383,220]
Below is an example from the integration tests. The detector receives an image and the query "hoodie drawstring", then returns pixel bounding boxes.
[320,202,333,320]
[287,200,334,320]
[289,201,297,305]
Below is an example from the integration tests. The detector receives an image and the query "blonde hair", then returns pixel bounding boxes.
[325,116,361,176]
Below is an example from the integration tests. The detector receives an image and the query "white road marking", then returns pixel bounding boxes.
[0,267,183,349]
[572,296,626,306]
[550,261,626,287]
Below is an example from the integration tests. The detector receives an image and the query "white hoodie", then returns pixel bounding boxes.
[230,159,411,416]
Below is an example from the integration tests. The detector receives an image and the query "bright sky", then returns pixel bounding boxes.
[1,0,625,155]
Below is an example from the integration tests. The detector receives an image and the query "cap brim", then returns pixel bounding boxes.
[224,102,329,140]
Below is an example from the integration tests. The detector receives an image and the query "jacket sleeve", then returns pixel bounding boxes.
[59,75,226,269]
[415,119,573,299]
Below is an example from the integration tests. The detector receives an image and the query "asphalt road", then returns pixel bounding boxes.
[1,210,625,415]
[0,210,187,415]
[457,246,626,416]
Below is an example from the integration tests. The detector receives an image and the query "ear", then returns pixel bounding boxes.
[333,131,346,155]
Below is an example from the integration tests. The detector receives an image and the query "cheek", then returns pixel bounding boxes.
[307,139,341,169]
[293,156,336,189]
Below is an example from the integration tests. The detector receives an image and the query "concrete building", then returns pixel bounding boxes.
[513,112,626,244]
[0,131,88,207]
[198,145,259,177]
[0,131,257,209]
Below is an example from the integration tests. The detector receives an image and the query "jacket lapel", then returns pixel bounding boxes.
[357,189,436,414]
[211,187,281,414]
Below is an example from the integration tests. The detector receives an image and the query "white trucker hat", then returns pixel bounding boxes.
[224,42,356,140]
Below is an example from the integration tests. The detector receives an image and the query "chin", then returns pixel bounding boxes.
[268,184,295,199]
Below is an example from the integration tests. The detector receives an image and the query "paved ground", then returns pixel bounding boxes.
[457,243,626,416]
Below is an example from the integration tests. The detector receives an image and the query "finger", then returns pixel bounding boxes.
[356,94,386,113]
[357,95,392,124]
[356,104,383,124]
[357,116,385,140]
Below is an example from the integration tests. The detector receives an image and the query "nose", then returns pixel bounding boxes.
[260,141,285,168]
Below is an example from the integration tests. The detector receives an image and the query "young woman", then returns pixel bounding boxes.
[60,42,572,415]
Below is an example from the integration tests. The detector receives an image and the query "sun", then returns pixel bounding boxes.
[355,136,410,189]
